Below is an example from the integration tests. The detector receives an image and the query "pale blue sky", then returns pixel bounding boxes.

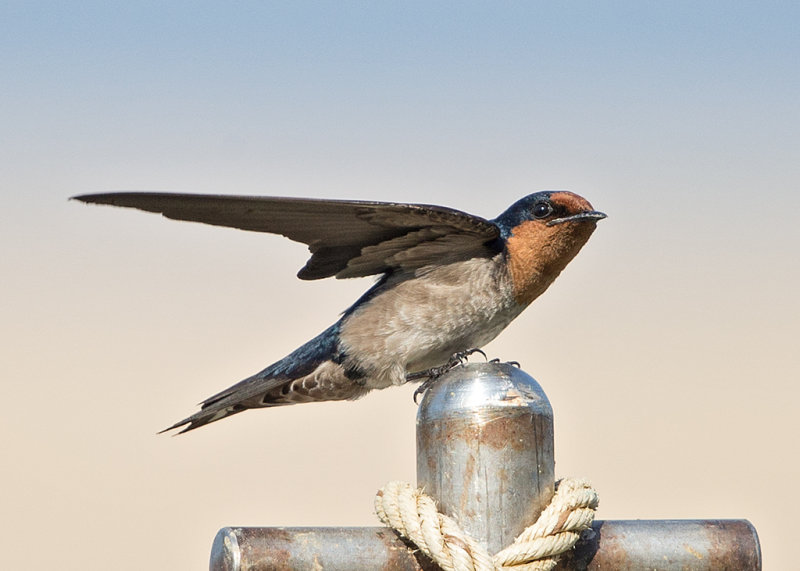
[4,3,797,196]
[2,3,798,569]
[4,3,798,239]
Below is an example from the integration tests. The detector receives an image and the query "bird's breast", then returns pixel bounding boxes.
[337,255,520,388]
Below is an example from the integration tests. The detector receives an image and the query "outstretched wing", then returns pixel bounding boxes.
[72,192,502,279]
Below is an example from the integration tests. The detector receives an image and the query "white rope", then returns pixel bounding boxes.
[375,478,598,571]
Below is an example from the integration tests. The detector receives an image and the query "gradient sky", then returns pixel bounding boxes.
[2,3,798,569]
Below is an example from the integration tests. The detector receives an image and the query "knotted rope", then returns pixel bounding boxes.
[375,478,598,571]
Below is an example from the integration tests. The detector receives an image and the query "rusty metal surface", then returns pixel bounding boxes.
[209,526,436,571]
[416,362,555,554]
[556,519,762,570]
[210,520,760,570]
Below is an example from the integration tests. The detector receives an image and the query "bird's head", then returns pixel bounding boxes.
[494,191,606,305]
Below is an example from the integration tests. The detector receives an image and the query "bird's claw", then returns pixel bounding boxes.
[412,378,436,404]
[489,357,520,367]
[450,348,487,366]
[410,348,488,404]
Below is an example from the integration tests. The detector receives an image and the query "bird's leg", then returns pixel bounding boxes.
[408,348,487,403]
[406,348,486,382]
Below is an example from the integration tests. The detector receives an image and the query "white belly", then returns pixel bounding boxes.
[338,256,525,389]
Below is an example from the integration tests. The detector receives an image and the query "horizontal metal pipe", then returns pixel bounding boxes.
[210,520,761,570]
[558,519,761,570]
[209,527,431,571]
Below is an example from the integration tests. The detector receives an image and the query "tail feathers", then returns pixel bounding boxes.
[160,324,344,434]
[159,372,290,434]
[159,403,249,435]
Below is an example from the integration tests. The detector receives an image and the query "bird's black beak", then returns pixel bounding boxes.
[546,211,607,226]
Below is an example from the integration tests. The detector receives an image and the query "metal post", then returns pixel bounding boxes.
[209,362,762,570]
[416,362,554,554]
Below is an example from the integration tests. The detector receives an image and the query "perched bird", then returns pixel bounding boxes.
[74,191,605,433]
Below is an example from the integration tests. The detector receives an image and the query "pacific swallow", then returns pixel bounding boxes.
[73,191,605,433]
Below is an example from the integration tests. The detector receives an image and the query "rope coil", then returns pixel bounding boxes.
[375,478,598,571]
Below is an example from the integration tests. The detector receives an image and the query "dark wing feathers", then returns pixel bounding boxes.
[73,192,501,279]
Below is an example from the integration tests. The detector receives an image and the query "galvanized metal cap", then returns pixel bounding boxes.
[417,361,553,424]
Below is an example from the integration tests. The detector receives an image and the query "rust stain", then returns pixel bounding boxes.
[497,467,508,486]
[381,530,426,570]
[417,426,439,477]
[705,520,762,570]
[478,414,535,451]
[684,544,704,560]
[572,521,630,569]
[239,528,293,569]
[459,453,476,513]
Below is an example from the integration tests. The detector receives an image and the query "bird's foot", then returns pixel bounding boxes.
[409,348,488,404]
[488,358,521,368]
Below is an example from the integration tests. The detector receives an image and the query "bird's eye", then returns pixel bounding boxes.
[532,202,553,219]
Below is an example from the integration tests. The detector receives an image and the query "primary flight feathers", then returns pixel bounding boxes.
[72,193,501,280]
